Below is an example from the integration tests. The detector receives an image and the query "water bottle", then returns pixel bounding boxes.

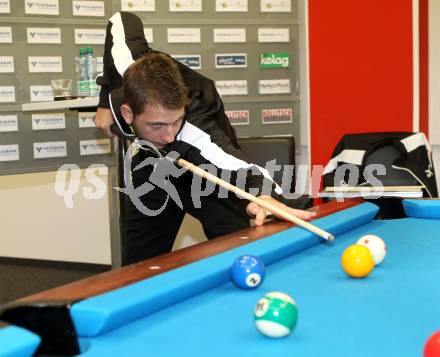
[85,47,100,97]
[76,48,88,97]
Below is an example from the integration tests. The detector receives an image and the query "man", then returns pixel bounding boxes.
[96,12,314,265]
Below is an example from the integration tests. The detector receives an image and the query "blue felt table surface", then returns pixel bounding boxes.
[71,203,378,336]
[78,215,440,357]
[0,325,40,357]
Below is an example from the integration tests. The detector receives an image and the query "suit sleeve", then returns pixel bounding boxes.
[168,139,288,205]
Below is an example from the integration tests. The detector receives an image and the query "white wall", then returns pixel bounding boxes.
[173,215,205,250]
[0,169,111,264]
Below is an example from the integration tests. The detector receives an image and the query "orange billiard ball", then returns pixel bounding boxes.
[341,244,375,278]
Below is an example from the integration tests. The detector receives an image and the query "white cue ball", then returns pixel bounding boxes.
[356,234,387,265]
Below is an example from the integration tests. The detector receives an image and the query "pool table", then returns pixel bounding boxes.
[1,199,439,356]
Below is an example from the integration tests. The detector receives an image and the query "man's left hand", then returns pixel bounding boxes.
[246,195,316,226]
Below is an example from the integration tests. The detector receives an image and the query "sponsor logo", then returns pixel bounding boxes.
[260,53,290,68]
[215,0,247,12]
[0,0,10,13]
[28,56,63,72]
[0,144,19,161]
[25,0,59,15]
[258,28,289,43]
[215,54,247,68]
[169,0,202,11]
[27,28,61,44]
[261,0,291,12]
[30,86,53,102]
[78,112,96,128]
[215,80,248,95]
[0,86,15,102]
[0,27,12,43]
[74,29,106,44]
[262,108,293,124]
[172,55,201,69]
[213,28,246,43]
[72,1,105,16]
[33,141,67,159]
[121,0,155,11]
[80,139,111,156]
[0,56,14,72]
[167,28,201,43]
[0,115,18,132]
[259,79,290,94]
[32,113,65,130]
[225,110,250,125]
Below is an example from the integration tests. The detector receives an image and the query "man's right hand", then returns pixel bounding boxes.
[95,107,115,138]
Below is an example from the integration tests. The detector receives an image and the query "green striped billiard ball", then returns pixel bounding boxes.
[254,291,298,338]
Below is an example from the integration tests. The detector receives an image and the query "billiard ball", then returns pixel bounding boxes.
[254,291,298,338]
[231,255,265,289]
[424,331,440,357]
[356,234,387,265]
[341,244,375,278]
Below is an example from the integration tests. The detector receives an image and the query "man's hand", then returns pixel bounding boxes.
[246,195,316,226]
[95,108,115,138]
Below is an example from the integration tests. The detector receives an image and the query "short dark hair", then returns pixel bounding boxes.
[122,52,190,116]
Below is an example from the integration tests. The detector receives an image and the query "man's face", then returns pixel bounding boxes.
[123,103,185,149]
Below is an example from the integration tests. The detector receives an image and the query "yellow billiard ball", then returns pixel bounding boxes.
[341,244,375,278]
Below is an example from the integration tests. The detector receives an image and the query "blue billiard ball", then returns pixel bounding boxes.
[231,255,265,289]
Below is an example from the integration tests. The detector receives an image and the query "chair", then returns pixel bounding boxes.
[322,132,438,218]
[237,136,312,210]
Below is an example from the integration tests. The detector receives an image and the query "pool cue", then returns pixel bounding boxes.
[109,124,334,241]
[175,157,334,242]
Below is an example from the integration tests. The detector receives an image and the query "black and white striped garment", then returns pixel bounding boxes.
[322,132,438,197]
[100,11,286,200]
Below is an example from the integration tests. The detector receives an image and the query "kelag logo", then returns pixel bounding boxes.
[260,53,290,69]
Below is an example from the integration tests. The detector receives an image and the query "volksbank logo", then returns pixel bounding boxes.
[0,86,15,102]
[74,29,106,44]
[0,27,12,43]
[0,88,14,95]
[32,89,52,97]
[30,86,53,102]
[78,112,96,128]
[34,141,67,159]
[260,53,290,69]
[0,56,13,72]
[0,115,18,132]
[0,144,19,162]
[25,0,59,15]
[74,4,102,11]
[0,0,9,13]
[27,28,61,43]
[32,113,65,130]
[26,2,57,9]
[73,1,105,17]
[28,56,62,72]
[80,139,111,156]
